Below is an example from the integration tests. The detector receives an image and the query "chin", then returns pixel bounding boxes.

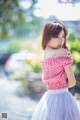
[58,45,62,48]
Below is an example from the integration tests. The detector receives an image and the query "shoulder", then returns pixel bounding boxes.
[44,48,68,58]
[40,48,72,62]
[58,48,72,58]
[56,48,68,55]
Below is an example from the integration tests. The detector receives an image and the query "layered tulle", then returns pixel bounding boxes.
[31,89,80,120]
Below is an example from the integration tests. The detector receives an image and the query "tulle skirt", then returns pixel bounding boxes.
[31,88,80,120]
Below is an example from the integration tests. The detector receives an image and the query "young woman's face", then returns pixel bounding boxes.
[47,30,65,49]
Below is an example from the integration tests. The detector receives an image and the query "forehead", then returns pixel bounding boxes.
[58,30,64,36]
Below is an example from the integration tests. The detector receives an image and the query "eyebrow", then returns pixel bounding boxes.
[58,34,65,37]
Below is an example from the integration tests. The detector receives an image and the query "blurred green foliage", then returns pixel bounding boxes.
[68,32,80,77]
[68,31,76,41]
[26,57,42,73]
[6,40,33,53]
[7,40,21,53]
[0,0,43,38]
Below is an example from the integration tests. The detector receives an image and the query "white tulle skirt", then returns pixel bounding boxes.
[31,88,80,120]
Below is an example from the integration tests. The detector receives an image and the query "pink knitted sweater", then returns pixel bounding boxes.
[40,50,73,90]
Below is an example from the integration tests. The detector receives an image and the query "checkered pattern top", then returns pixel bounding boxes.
[40,49,73,90]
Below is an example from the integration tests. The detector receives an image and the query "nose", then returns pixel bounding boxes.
[58,37,62,41]
[58,37,63,44]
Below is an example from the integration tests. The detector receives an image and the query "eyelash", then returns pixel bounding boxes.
[62,36,65,38]
[56,36,65,38]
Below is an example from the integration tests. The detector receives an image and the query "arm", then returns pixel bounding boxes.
[59,48,76,88]
[64,65,76,88]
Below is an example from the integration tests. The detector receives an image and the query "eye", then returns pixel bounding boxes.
[62,35,65,38]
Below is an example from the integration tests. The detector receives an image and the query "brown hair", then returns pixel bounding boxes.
[42,21,68,50]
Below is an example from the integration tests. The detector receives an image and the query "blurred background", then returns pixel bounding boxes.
[0,0,80,120]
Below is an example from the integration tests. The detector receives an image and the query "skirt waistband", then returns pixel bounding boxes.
[47,88,68,94]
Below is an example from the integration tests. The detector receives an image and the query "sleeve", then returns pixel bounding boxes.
[56,48,73,66]
[61,55,73,67]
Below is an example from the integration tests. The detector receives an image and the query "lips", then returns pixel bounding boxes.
[57,45,62,48]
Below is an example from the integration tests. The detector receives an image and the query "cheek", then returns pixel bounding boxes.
[47,41,51,46]
[49,40,54,44]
